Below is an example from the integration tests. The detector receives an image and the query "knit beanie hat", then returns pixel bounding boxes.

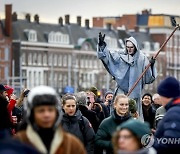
[157,76,180,98]
[89,86,98,96]
[104,90,113,99]
[117,119,150,139]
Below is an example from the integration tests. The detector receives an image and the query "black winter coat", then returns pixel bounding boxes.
[153,97,180,154]
[61,109,95,154]
[78,105,100,133]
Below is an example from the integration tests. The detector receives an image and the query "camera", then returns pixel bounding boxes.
[108,100,112,105]
[87,96,91,106]
[24,89,30,97]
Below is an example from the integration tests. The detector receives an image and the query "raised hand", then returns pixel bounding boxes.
[98,32,106,46]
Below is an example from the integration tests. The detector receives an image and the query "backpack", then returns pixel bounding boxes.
[78,116,87,145]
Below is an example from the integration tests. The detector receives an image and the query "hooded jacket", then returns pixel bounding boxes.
[61,109,95,154]
[97,37,157,99]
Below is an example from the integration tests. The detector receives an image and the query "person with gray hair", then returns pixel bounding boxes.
[76,91,100,133]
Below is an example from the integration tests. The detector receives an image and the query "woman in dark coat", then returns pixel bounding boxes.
[61,94,95,154]
[95,94,131,154]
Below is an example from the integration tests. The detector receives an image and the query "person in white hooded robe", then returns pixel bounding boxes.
[97,32,157,120]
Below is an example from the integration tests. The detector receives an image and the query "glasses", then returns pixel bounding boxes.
[118,135,133,140]
[126,46,134,49]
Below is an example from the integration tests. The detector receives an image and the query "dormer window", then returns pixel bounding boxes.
[24,29,37,42]
[48,31,69,44]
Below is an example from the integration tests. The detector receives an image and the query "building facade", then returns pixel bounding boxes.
[0,5,12,85]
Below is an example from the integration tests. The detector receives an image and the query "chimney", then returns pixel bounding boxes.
[25,13,31,22]
[34,14,39,24]
[5,4,12,36]
[58,17,63,26]
[134,26,139,32]
[12,12,17,21]
[85,19,90,29]
[65,15,70,25]
[77,16,81,26]
[106,23,112,31]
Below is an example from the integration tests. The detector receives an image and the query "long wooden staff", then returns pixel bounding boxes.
[127,24,180,96]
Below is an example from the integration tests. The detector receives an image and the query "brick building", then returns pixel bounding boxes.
[0,5,12,84]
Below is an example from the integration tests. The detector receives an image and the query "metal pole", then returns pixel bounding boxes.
[127,25,180,96]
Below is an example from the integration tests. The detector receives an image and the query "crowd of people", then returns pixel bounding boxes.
[0,76,179,154]
[0,34,180,154]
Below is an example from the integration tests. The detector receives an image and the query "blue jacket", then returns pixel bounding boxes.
[153,97,180,153]
[97,37,157,98]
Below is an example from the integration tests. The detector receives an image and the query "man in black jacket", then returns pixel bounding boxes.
[153,76,180,154]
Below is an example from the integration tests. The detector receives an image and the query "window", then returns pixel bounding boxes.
[44,71,48,85]
[63,55,67,67]
[48,54,52,66]
[59,73,63,89]
[63,74,67,87]
[29,71,32,88]
[24,29,37,42]
[33,53,37,65]
[34,71,37,86]
[38,72,41,85]
[22,52,26,65]
[58,55,62,66]
[43,54,47,66]
[4,47,9,61]
[4,66,9,79]
[28,53,32,65]
[54,54,58,66]
[89,57,92,68]
[54,72,58,87]
[48,31,69,44]
[38,53,42,65]
[85,56,88,68]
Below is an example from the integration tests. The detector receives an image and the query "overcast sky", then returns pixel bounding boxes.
[1,0,180,25]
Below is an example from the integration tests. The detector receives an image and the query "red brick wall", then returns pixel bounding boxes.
[151,34,166,51]
[93,17,104,27]
[115,15,137,29]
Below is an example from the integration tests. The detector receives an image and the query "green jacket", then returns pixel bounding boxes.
[95,110,131,154]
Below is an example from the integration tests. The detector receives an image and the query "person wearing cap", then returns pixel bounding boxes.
[15,85,86,154]
[97,33,157,121]
[112,119,156,154]
[153,76,180,154]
